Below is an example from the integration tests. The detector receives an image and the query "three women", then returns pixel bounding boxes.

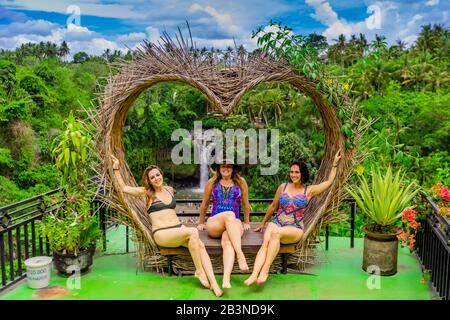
[111,148,341,293]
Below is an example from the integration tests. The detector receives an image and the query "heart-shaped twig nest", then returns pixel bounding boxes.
[93,24,363,273]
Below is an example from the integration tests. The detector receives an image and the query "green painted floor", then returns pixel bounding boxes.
[0,225,435,300]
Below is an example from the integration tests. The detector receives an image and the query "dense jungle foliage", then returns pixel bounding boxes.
[0,25,449,236]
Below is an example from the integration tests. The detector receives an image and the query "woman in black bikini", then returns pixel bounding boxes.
[111,155,223,297]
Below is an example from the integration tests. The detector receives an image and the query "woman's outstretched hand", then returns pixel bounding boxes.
[333,149,342,166]
[197,223,206,231]
[254,222,266,232]
[111,154,120,169]
[243,223,251,231]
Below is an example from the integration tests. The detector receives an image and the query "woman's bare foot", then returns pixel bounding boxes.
[222,277,231,289]
[256,270,269,285]
[243,275,257,286]
[211,285,223,297]
[195,270,210,288]
[237,255,249,272]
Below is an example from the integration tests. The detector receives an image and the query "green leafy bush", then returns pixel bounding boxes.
[15,164,58,189]
[0,100,30,122]
[0,176,31,206]
[38,112,100,255]
[39,193,100,255]
[347,167,418,232]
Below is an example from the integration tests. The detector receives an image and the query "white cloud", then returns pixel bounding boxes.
[145,26,161,44]
[69,37,121,56]
[117,32,146,43]
[306,0,338,26]
[189,3,242,36]
[64,23,99,41]
[407,14,423,27]
[402,34,418,45]
[305,0,435,47]
[0,19,57,37]
[425,0,439,6]
[0,0,147,20]
[0,19,126,58]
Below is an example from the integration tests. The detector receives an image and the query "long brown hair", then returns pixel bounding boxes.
[211,165,244,190]
[141,165,164,209]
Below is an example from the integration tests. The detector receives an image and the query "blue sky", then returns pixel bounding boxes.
[0,0,448,57]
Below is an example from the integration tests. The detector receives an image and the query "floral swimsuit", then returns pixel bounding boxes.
[210,182,242,219]
[271,183,308,229]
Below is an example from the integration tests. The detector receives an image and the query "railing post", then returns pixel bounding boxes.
[350,201,355,248]
[99,205,107,251]
[325,225,329,251]
[0,233,6,286]
[167,256,173,276]
[126,225,129,253]
[281,253,288,274]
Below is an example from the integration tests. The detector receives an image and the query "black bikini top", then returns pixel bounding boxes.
[147,188,176,213]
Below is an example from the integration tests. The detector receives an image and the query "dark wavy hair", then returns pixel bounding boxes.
[288,160,310,184]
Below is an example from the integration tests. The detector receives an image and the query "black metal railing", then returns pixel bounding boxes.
[0,179,120,293]
[0,188,60,292]
[415,193,450,300]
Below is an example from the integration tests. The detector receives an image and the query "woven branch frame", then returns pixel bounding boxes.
[94,29,361,272]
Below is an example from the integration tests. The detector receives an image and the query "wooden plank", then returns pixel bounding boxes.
[159,222,297,256]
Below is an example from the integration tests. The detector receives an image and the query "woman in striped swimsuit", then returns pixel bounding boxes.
[244,150,342,285]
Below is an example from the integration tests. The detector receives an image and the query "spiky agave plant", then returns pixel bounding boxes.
[347,167,418,233]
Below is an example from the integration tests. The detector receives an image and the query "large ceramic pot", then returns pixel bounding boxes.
[53,245,95,275]
[362,224,402,276]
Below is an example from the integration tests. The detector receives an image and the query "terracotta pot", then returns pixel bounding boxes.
[53,245,95,275]
[362,224,402,276]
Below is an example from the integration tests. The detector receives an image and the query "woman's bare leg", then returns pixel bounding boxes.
[154,227,209,289]
[256,227,303,285]
[244,223,277,286]
[197,240,223,297]
[221,231,234,288]
[207,211,248,271]
[184,229,212,289]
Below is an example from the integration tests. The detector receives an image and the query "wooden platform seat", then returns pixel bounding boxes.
[159,222,297,275]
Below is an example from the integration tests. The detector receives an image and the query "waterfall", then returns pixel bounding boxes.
[199,147,209,190]
[194,140,209,191]
[193,129,215,191]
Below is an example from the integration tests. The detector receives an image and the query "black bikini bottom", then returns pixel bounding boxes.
[152,223,183,237]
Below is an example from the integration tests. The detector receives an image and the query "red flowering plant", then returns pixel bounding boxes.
[398,207,421,251]
[400,182,450,250]
[429,182,450,217]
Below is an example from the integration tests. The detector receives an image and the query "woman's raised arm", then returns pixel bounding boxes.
[308,149,342,198]
[111,154,146,197]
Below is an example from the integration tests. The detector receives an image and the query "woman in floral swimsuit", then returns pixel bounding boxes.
[244,150,342,286]
[198,159,251,289]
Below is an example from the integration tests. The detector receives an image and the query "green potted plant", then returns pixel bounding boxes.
[38,112,100,275]
[347,166,418,275]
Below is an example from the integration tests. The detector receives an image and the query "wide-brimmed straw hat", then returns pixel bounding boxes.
[210,158,242,172]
